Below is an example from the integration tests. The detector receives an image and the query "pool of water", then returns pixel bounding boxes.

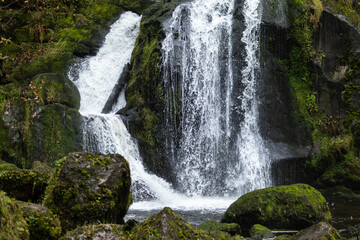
[125,200,360,230]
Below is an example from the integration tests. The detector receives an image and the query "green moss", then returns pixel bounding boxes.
[0,170,50,203]
[18,202,62,240]
[0,191,30,240]
[221,184,331,234]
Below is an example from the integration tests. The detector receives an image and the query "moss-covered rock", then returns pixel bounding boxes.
[0,191,30,240]
[291,222,340,240]
[199,221,241,236]
[0,159,19,171]
[249,224,274,240]
[60,224,127,240]
[1,99,83,167]
[18,201,61,240]
[128,207,213,240]
[124,0,183,181]
[221,184,331,234]
[32,73,81,109]
[0,170,50,203]
[43,152,132,232]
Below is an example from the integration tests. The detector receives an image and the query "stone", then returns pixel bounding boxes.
[0,191,30,240]
[43,152,132,232]
[128,207,212,239]
[18,201,61,240]
[199,221,241,236]
[0,170,50,203]
[249,224,274,240]
[32,73,81,110]
[60,224,126,240]
[291,222,340,240]
[221,184,331,234]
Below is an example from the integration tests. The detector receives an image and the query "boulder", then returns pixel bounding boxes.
[0,160,19,171]
[221,184,331,234]
[60,224,126,240]
[249,224,274,240]
[199,221,241,236]
[32,73,81,109]
[18,201,61,240]
[128,207,212,240]
[43,152,132,232]
[0,170,50,203]
[0,191,30,240]
[291,222,340,240]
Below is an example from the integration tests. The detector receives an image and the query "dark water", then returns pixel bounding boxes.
[125,209,224,226]
[330,201,360,230]
[125,201,360,230]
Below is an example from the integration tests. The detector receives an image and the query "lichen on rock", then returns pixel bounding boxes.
[43,152,132,232]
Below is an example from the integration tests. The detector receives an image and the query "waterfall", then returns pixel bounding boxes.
[162,0,271,196]
[68,12,177,202]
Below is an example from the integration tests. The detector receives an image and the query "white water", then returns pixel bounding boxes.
[68,11,235,212]
[162,0,271,197]
[69,0,271,218]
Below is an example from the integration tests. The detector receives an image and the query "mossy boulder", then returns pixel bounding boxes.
[0,170,50,203]
[128,207,212,239]
[43,152,132,232]
[32,73,81,109]
[0,191,30,240]
[199,221,241,236]
[1,100,83,168]
[249,224,274,240]
[60,224,127,240]
[18,201,61,240]
[221,184,331,234]
[291,222,340,240]
[0,159,19,171]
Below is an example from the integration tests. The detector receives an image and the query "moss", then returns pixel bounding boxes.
[249,224,274,240]
[221,184,331,235]
[199,221,242,236]
[18,201,61,240]
[43,153,131,232]
[0,170,50,203]
[0,191,30,240]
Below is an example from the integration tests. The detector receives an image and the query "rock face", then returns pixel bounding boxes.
[221,184,331,234]
[291,222,340,240]
[18,201,61,240]
[0,170,50,203]
[0,191,30,240]
[43,152,132,232]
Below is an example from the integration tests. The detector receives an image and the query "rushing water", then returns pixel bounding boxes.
[162,0,270,196]
[69,0,271,222]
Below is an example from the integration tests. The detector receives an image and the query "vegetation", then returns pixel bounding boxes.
[283,0,360,198]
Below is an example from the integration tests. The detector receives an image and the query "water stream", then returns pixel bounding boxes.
[68,0,272,223]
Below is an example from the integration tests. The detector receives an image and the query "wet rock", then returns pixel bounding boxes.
[249,224,274,240]
[199,221,241,236]
[291,222,340,240]
[43,152,132,232]
[60,224,126,240]
[0,170,50,203]
[221,184,331,234]
[18,201,61,240]
[0,191,30,240]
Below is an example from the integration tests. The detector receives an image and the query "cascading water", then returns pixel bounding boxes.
[68,12,176,203]
[162,0,271,197]
[68,0,272,224]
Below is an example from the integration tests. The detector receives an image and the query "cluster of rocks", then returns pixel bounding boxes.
[0,152,358,240]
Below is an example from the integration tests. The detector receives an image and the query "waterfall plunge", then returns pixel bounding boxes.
[68,0,271,213]
[162,0,271,196]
